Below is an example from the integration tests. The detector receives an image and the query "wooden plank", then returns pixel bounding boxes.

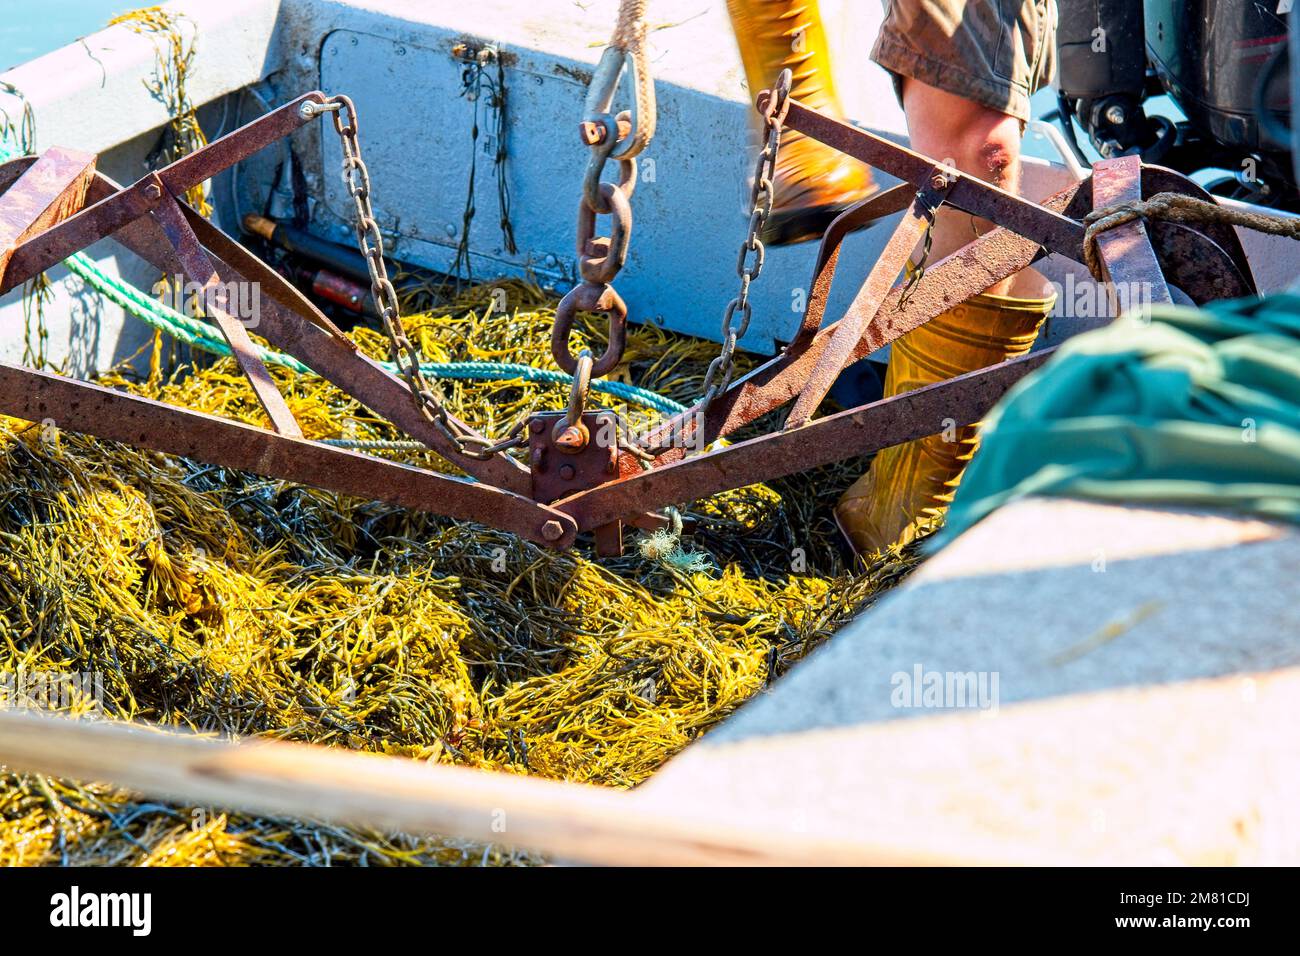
[0,146,96,286]
[0,707,985,866]
[3,658,1296,864]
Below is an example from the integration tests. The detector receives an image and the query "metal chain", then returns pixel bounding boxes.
[551,0,660,379]
[323,95,521,460]
[897,193,942,308]
[698,69,792,410]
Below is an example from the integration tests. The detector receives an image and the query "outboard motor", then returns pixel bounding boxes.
[1056,0,1295,208]
[1146,0,1290,153]
[1055,0,1171,160]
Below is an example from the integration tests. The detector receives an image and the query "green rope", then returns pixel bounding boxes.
[1,141,685,416]
[416,361,685,415]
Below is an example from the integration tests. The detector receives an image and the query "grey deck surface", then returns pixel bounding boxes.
[633,499,1300,864]
[706,498,1300,745]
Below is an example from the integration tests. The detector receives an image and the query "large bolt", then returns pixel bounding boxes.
[559,463,576,480]
[144,183,162,200]
[578,116,632,147]
[1104,104,1127,126]
[930,169,953,191]
[541,520,565,542]
[553,422,589,453]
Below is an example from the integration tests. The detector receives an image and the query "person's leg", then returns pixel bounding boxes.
[902,78,1026,295]
[724,0,877,245]
[834,1,1059,555]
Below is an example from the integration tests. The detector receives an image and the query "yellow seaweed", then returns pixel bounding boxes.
[0,281,920,865]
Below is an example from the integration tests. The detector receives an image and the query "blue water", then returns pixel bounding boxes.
[0,1,126,72]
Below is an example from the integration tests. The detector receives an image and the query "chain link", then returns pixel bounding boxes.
[326,95,516,460]
[698,69,791,410]
[897,190,943,308]
[552,105,640,376]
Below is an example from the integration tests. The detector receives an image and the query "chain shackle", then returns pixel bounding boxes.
[551,282,628,378]
[550,348,594,453]
[564,349,594,428]
[576,110,637,293]
[582,114,638,215]
[583,44,652,161]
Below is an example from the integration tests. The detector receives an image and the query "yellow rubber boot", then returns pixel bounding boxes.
[725,0,875,245]
[834,283,1056,555]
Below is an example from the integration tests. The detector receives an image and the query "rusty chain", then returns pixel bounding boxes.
[550,0,656,382]
[697,68,792,412]
[630,69,792,460]
[324,95,523,460]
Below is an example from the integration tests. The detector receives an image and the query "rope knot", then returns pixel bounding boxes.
[1080,190,1300,284]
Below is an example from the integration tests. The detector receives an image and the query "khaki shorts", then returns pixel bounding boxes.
[871,0,1057,123]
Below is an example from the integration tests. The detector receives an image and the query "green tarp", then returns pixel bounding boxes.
[939,293,1300,545]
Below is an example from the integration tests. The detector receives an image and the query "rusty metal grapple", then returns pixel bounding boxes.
[0,84,1265,556]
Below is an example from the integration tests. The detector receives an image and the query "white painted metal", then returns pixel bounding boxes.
[0,0,281,374]
[289,0,907,353]
[0,0,280,157]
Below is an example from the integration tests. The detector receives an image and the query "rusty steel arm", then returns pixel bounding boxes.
[50,166,533,495]
[636,159,1253,468]
[150,191,305,438]
[176,201,355,346]
[0,361,575,548]
[0,139,534,493]
[170,206,534,494]
[789,182,919,346]
[0,146,543,530]
[0,147,96,286]
[0,92,329,294]
[776,98,1087,259]
[785,174,951,429]
[557,349,1054,533]
[637,182,1085,465]
[1088,156,1174,304]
